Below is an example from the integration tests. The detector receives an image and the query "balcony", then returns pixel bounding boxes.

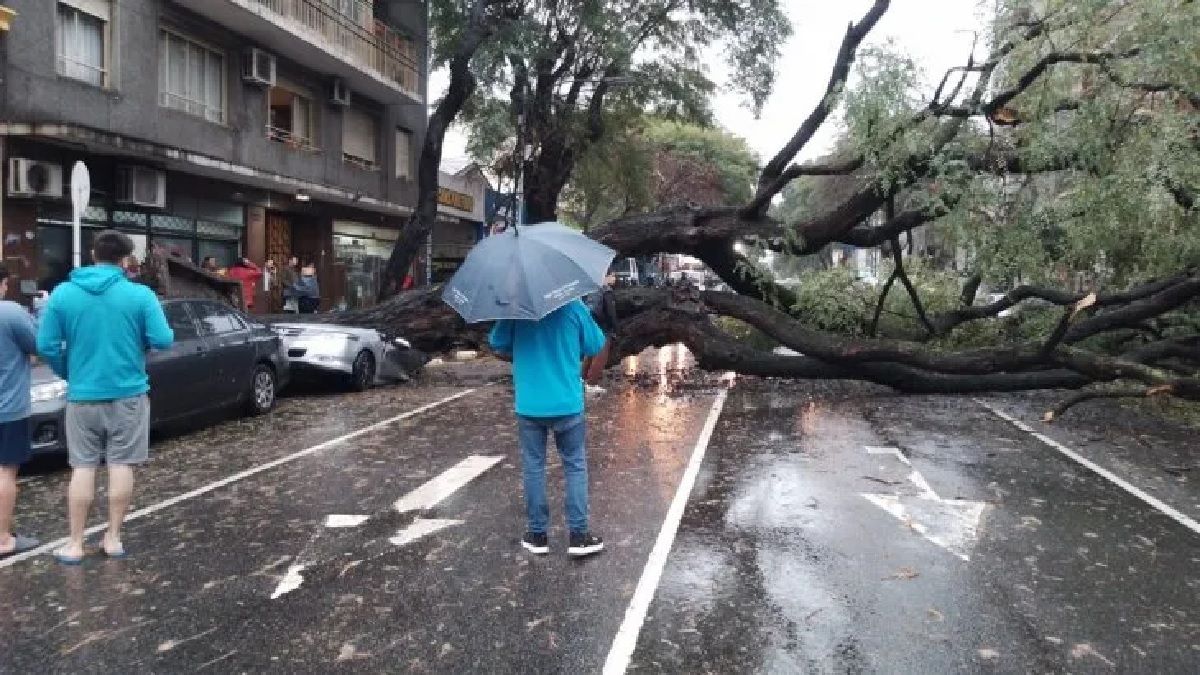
[185,0,423,104]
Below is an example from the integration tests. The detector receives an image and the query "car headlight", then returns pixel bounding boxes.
[31,380,68,403]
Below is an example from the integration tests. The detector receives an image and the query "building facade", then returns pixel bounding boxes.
[0,0,428,311]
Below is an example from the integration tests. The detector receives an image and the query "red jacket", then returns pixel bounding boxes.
[226,262,263,310]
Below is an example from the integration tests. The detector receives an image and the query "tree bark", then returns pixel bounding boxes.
[379,0,501,299]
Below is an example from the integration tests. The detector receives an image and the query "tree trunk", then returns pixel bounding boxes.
[379,0,499,299]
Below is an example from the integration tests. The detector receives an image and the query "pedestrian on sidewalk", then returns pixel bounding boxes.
[280,256,300,313]
[490,299,607,557]
[293,263,321,314]
[37,231,174,564]
[0,266,41,557]
[582,274,619,394]
[226,257,264,312]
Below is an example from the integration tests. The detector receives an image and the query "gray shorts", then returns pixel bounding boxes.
[65,395,151,468]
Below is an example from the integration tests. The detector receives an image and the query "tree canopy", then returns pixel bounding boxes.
[447,0,790,223]
[561,118,759,230]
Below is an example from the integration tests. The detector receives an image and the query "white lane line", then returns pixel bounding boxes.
[393,455,503,513]
[0,388,479,569]
[603,379,732,675]
[978,399,1200,536]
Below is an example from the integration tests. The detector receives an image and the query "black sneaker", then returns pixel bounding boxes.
[522,532,549,555]
[568,532,604,558]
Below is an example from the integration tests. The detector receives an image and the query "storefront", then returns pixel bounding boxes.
[32,197,244,291]
[430,164,488,284]
[332,220,399,309]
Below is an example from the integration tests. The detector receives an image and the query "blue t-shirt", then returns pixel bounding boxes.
[0,301,37,423]
[489,300,606,418]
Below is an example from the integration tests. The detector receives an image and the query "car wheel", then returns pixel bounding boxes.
[349,350,376,392]
[247,364,277,416]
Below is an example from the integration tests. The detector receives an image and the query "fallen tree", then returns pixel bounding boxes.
[280,0,1200,419]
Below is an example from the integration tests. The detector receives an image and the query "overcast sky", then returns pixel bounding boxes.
[436,0,989,167]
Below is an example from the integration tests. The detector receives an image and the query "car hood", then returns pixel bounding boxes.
[32,364,63,386]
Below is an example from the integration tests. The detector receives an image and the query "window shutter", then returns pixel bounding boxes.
[343,108,378,164]
[395,129,412,178]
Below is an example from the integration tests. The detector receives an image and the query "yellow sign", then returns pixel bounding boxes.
[0,7,16,32]
[437,186,474,212]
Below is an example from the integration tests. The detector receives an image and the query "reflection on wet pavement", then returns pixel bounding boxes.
[631,381,1200,673]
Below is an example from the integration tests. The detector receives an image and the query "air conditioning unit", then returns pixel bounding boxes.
[116,166,166,208]
[7,159,64,198]
[242,47,277,86]
[330,78,352,107]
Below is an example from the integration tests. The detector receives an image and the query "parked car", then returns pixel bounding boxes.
[609,257,639,287]
[28,299,289,456]
[272,323,425,392]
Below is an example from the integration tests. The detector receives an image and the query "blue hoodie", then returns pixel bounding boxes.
[489,300,606,418]
[0,301,37,423]
[37,264,174,402]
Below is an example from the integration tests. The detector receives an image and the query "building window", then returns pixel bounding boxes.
[159,30,226,124]
[395,128,413,179]
[56,1,110,87]
[268,82,316,149]
[343,108,379,170]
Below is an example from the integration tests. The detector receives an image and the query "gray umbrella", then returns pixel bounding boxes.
[442,222,616,323]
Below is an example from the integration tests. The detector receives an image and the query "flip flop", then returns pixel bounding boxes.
[54,551,84,566]
[0,534,40,559]
[103,547,129,560]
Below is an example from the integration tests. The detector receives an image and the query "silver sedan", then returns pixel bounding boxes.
[272,323,424,391]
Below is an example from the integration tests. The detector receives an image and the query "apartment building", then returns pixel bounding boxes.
[0,0,428,310]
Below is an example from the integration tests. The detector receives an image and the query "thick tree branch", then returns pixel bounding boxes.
[752,0,890,213]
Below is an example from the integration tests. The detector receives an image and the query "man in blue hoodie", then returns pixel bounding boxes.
[37,231,173,563]
[0,266,41,557]
[490,298,607,557]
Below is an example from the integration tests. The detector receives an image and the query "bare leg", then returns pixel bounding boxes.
[0,466,18,553]
[61,467,97,558]
[104,465,135,554]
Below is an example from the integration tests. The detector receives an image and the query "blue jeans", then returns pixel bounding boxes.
[517,413,589,535]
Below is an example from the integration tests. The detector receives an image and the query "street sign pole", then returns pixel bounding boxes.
[70,161,90,269]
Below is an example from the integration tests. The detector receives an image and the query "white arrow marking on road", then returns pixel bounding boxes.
[394,455,503,513]
[325,514,370,528]
[271,565,307,599]
[861,449,988,561]
[389,518,463,546]
[271,455,502,599]
[866,446,912,466]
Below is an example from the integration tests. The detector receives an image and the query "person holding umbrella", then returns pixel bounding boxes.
[443,222,611,557]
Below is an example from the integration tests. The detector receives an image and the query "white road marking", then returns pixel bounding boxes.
[603,376,732,675]
[0,388,479,569]
[866,446,912,466]
[270,565,307,599]
[978,400,1200,537]
[271,454,501,599]
[861,448,988,561]
[389,517,463,546]
[325,515,370,528]
[393,455,503,513]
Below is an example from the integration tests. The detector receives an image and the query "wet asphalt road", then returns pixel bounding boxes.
[1,354,1197,673]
